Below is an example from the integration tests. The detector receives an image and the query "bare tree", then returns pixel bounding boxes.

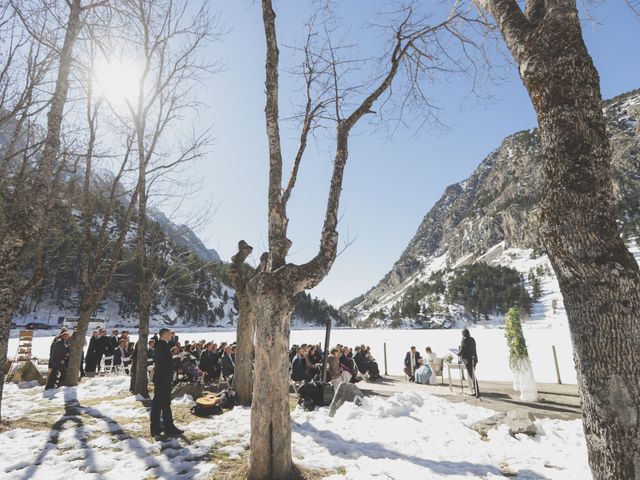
[108,0,217,397]
[63,25,141,386]
[243,2,482,477]
[0,0,101,417]
[475,1,640,478]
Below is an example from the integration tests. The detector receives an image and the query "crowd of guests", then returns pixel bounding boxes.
[290,343,382,387]
[44,327,238,390]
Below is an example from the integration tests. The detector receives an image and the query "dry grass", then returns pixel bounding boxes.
[0,417,56,433]
[209,451,345,480]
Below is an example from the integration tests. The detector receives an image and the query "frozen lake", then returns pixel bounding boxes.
[9,323,577,384]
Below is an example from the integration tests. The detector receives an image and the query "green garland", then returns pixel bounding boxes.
[504,306,529,369]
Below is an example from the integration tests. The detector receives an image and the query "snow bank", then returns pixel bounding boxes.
[1,377,590,479]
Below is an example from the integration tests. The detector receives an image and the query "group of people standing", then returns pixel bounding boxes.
[85,329,135,375]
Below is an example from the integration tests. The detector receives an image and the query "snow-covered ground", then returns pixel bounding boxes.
[9,323,578,385]
[1,376,590,479]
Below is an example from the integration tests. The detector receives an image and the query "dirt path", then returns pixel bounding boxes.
[356,375,581,421]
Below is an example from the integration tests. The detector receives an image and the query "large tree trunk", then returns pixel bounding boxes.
[133,161,150,397]
[133,294,150,396]
[229,241,255,406]
[63,300,93,386]
[232,292,255,405]
[485,2,640,477]
[248,273,294,480]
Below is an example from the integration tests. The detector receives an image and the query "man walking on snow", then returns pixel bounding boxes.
[150,328,183,437]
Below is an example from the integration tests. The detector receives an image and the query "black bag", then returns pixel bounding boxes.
[297,381,333,410]
[191,403,223,417]
[216,387,237,410]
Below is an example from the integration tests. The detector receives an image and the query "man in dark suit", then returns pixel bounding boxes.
[290,347,306,382]
[46,331,69,389]
[150,328,183,437]
[404,346,421,382]
[221,344,235,381]
[199,342,220,383]
[459,328,479,396]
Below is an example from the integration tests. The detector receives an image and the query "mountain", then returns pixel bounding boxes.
[149,208,221,263]
[343,89,640,328]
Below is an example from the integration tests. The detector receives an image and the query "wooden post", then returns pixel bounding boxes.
[321,316,331,382]
[552,345,562,384]
[383,342,388,376]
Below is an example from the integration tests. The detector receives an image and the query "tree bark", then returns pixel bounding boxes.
[0,287,16,420]
[0,0,83,406]
[63,299,93,386]
[485,1,640,477]
[133,173,151,398]
[247,272,294,480]
[229,241,255,406]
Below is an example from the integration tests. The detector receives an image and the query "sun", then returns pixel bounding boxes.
[93,58,143,109]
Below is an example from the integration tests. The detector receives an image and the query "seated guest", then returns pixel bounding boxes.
[200,342,221,383]
[425,346,440,384]
[113,339,131,372]
[353,346,368,374]
[327,348,343,386]
[414,359,433,385]
[362,345,382,380]
[290,347,306,382]
[310,344,323,364]
[221,344,235,381]
[304,346,320,381]
[171,346,203,383]
[339,346,358,383]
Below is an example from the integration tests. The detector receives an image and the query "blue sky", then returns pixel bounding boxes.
[182,1,640,307]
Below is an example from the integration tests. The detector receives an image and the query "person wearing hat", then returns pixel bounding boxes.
[45,331,70,389]
[150,328,183,437]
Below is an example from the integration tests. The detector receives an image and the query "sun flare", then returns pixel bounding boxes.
[93,58,143,108]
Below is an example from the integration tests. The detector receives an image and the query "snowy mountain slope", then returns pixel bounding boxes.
[344,89,640,327]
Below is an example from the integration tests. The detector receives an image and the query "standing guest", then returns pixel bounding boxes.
[150,328,183,437]
[404,346,421,382]
[85,330,100,375]
[96,329,110,372]
[168,332,179,347]
[459,329,479,396]
[221,344,235,381]
[290,347,306,382]
[113,339,130,372]
[108,330,119,351]
[147,339,156,365]
[46,331,70,389]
